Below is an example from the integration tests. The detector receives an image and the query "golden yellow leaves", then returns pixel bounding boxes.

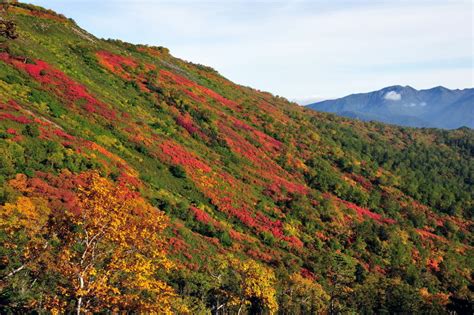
[230,258,279,314]
[284,273,330,312]
[0,196,50,263]
[62,172,176,313]
[0,172,178,314]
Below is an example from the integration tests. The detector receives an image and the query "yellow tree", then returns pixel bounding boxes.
[231,258,279,315]
[1,172,178,313]
[0,196,51,279]
[207,256,279,314]
[280,273,329,314]
[54,172,176,314]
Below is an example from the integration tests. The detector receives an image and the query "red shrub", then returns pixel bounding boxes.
[117,172,141,189]
[349,173,373,190]
[300,268,316,280]
[0,113,32,124]
[247,248,274,263]
[190,206,213,225]
[231,117,282,152]
[284,235,304,248]
[33,118,50,127]
[169,236,189,254]
[10,135,22,142]
[96,50,138,80]
[160,70,241,111]
[6,128,17,135]
[265,176,309,197]
[229,229,245,242]
[339,198,395,224]
[176,113,199,135]
[0,100,22,111]
[10,6,67,23]
[10,172,82,214]
[182,89,206,103]
[0,53,117,120]
[416,229,447,243]
[53,129,75,140]
[426,256,443,272]
[160,140,212,173]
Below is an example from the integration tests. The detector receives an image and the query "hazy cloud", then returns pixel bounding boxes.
[384,91,402,101]
[291,95,328,105]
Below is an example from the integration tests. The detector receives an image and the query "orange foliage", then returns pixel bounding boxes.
[1,172,177,313]
[96,50,138,80]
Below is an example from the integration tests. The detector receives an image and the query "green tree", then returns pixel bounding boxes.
[327,253,355,314]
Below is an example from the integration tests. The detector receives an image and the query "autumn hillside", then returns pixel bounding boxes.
[0,2,472,314]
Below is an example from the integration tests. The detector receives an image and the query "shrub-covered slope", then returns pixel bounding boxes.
[0,3,472,314]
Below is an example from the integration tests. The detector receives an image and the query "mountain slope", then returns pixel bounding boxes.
[307,85,474,129]
[0,3,472,314]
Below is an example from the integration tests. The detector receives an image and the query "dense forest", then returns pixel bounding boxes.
[0,3,472,314]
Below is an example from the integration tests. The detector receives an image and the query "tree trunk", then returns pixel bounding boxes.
[238,304,243,315]
[3,264,26,279]
[76,274,84,315]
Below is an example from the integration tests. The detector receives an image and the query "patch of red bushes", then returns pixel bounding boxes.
[247,248,274,263]
[231,116,282,152]
[416,229,447,243]
[53,129,75,140]
[349,173,373,191]
[10,6,68,23]
[300,268,316,280]
[0,100,22,111]
[8,172,84,214]
[175,112,200,135]
[160,140,212,173]
[8,171,144,215]
[0,53,117,120]
[339,198,395,224]
[190,206,214,225]
[96,50,137,80]
[169,236,189,254]
[265,176,309,198]
[160,70,241,111]
[6,128,17,135]
[0,112,32,124]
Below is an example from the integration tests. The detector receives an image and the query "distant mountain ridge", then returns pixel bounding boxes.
[307,86,474,129]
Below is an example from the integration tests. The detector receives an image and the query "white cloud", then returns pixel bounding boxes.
[291,95,328,105]
[384,91,402,101]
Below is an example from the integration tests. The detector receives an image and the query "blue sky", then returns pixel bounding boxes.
[28,0,473,104]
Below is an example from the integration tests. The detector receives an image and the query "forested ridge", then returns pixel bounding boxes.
[0,2,472,314]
